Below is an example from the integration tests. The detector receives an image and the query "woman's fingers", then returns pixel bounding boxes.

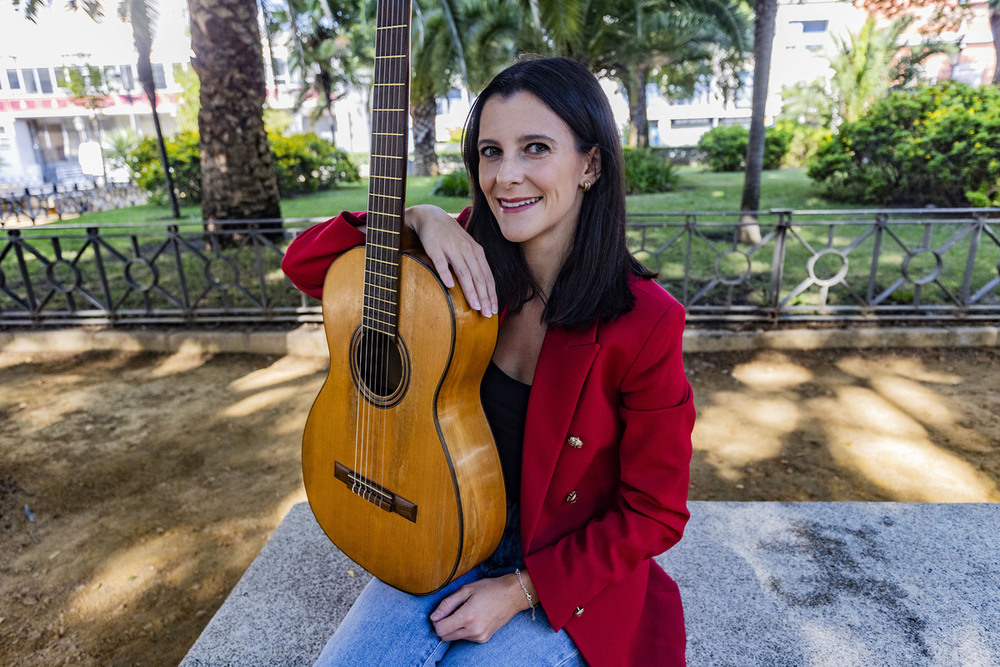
[407,206,497,316]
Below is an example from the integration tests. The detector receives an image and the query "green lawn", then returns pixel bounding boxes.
[70,168,836,225]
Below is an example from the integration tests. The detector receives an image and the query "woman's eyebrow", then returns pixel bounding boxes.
[478,133,558,148]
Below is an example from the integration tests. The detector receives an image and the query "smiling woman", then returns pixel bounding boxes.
[282,57,695,667]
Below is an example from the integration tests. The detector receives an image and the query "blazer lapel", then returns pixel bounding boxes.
[520,321,600,547]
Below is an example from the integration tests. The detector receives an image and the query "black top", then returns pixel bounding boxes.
[480,360,531,501]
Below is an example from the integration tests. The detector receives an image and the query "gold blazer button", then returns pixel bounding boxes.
[574,606,585,616]
[565,490,578,504]
[566,436,583,449]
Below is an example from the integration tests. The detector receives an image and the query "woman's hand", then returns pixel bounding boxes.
[429,573,534,643]
[405,205,497,317]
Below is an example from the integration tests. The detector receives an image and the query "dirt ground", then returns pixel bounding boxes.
[1,344,998,666]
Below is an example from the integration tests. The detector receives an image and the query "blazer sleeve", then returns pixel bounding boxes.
[524,301,695,631]
[281,211,367,299]
[281,207,473,299]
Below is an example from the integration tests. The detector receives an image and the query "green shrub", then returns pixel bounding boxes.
[697,125,747,171]
[127,131,202,205]
[696,124,791,172]
[807,81,1000,206]
[127,131,359,204]
[432,168,471,198]
[623,148,678,194]
[777,120,832,168]
[763,124,793,170]
[269,132,359,197]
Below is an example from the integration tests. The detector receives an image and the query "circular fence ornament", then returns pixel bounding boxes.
[46,259,82,294]
[901,250,942,286]
[205,258,239,290]
[125,258,159,292]
[714,250,752,286]
[806,249,849,288]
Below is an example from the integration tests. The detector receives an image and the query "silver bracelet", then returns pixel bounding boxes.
[514,568,537,621]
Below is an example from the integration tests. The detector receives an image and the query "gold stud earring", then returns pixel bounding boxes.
[583,180,592,192]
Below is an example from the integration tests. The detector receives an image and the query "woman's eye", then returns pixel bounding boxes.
[480,146,500,158]
[527,142,550,154]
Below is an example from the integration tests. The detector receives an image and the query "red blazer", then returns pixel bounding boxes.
[282,211,695,667]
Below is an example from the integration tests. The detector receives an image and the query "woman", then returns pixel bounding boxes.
[282,57,695,667]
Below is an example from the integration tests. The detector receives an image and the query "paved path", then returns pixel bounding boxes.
[182,501,999,666]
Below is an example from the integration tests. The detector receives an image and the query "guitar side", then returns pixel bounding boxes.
[302,247,506,594]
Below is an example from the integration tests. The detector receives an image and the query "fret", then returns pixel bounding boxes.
[366,242,399,252]
[365,269,399,281]
[375,54,407,59]
[366,227,401,235]
[366,257,398,267]
[372,109,406,113]
[372,133,405,138]
[362,322,396,336]
[364,294,398,307]
[363,303,397,318]
[366,284,398,295]
[361,315,393,327]
[370,194,402,203]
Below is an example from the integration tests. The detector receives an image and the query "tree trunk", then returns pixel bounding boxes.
[411,96,439,177]
[629,67,650,149]
[991,2,1000,85]
[738,0,778,245]
[188,0,282,242]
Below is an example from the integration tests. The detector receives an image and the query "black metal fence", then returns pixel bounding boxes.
[1,208,998,327]
[1,183,147,227]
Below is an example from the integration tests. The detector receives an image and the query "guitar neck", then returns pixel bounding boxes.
[364,0,412,338]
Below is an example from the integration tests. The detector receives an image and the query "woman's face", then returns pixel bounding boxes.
[476,91,599,261]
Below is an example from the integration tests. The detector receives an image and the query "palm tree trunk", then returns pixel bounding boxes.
[628,67,650,149]
[738,0,778,245]
[990,2,1000,85]
[188,0,282,242]
[411,96,439,177]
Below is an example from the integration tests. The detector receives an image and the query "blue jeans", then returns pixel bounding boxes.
[314,504,585,666]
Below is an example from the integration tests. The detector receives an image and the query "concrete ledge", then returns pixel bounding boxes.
[182,502,1000,666]
[1,325,998,358]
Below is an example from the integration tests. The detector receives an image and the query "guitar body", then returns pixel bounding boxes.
[302,246,506,594]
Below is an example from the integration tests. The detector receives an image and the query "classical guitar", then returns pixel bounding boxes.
[301,0,505,595]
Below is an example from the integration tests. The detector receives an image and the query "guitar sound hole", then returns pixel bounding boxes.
[352,329,409,407]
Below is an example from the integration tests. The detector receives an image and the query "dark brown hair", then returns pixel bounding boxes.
[462,57,654,328]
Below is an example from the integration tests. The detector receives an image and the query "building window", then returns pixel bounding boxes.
[119,65,135,91]
[6,69,20,90]
[800,20,828,33]
[152,63,167,90]
[671,118,712,128]
[23,68,41,94]
[37,68,54,94]
[735,72,753,109]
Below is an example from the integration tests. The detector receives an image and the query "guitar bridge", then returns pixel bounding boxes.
[334,461,418,523]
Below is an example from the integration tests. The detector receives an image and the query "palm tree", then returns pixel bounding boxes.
[829,15,950,123]
[517,0,750,149]
[267,0,371,149]
[410,0,522,176]
[188,0,281,236]
[738,0,776,245]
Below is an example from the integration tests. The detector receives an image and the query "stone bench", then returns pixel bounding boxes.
[181,502,1000,666]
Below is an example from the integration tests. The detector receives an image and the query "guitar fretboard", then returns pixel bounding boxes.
[363,0,411,338]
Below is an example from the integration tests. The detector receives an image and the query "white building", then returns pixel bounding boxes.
[2,0,995,187]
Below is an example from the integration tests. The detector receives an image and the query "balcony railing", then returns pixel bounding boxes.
[1,208,998,328]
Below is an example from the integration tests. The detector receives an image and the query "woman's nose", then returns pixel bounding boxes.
[496,156,523,186]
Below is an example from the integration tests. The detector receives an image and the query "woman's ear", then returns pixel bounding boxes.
[584,146,602,184]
